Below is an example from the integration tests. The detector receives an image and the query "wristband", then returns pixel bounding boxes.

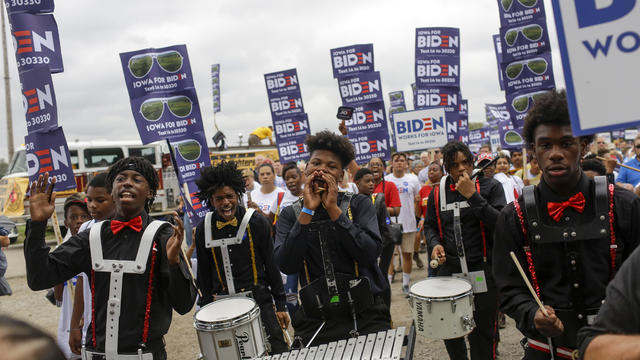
[301,207,315,216]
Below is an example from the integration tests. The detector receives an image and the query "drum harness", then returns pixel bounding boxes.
[292,192,373,348]
[433,175,488,294]
[512,176,617,360]
[82,220,167,360]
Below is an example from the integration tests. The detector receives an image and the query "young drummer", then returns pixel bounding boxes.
[24,157,196,359]
[493,90,640,359]
[194,161,290,354]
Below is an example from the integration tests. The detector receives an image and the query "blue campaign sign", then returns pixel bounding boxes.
[415,27,460,57]
[19,65,57,133]
[506,88,553,129]
[485,103,511,127]
[268,89,305,118]
[389,91,405,107]
[392,108,448,152]
[330,44,374,78]
[24,126,76,191]
[9,13,63,73]
[498,119,524,150]
[493,34,505,91]
[273,113,310,163]
[500,17,551,63]
[3,0,54,14]
[211,64,220,113]
[264,68,300,98]
[550,0,640,135]
[181,180,207,227]
[414,86,460,111]
[501,51,555,95]
[338,71,383,106]
[415,55,460,87]
[169,131,211,184]
[497,0,546,27]
[346,102,391,163]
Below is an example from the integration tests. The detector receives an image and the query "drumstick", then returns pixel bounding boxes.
[181,249,203,298]
[273,305,292,347]
[509,251,549,317]
[597,156,640,173]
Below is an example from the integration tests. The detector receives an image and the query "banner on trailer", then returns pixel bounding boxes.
[130,88,205,144]
[3,0,54,14]
[497,0,546,27]
[502,51,555,95]
[550,0,640,135]
[415,55,460,87]
[24,126,76,191]
[211,64,220,113]
[268,90,304,118]
[273,114,310,163]
[338,71,383,106]
[500,17,551,63]
[493,34,505,91]
[414,86,459,111]
[264,68,300,97]
[120,44,194,99]
[19,65,57,133]
[389,91,405,107]
[170,131,211,184]
[415,27,460,57]
[330,44,374,79]
[9,13,63,73]
[392,108,448,152]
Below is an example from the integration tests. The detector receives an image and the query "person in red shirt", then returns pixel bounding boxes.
[418,162,444,276]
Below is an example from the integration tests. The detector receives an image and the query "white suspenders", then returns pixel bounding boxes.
[204,208,255,296]
[85,220,166,360]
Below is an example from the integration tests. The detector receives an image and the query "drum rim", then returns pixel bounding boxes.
[194,305,260,331]
[408,290,473,302]
[409,277,473,299]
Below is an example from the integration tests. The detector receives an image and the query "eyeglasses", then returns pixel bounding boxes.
[139,95,193,121]
[501,0,537,12]
[127,50,183,78]
[173,140,202,162]
[504,24,544,47]
[505,58,548,79]
[511,90,548,113]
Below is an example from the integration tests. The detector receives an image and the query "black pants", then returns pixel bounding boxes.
[437,262,498,360]
[291,297,391,346]
[259,302,289,354]
[379,241,395,276]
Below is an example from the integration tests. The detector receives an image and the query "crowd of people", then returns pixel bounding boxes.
[7,89,640,360]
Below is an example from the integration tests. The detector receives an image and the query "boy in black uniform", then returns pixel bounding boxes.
[493,89,640,359]
[194,161,289,354]
[274,130,391,346]
[424,141,506,360]
[24,157,197,359]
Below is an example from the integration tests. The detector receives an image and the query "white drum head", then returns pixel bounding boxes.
[410,277,472,298]
[195,297,257,323]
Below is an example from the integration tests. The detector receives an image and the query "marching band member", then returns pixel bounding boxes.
[24,157,197,359]
[493,90,640,359]
[194,161,289,354]
[425,141,506,360]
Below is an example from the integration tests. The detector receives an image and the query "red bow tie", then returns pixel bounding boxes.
[547,192,585,222]
[449,184,457,192]
[111,216,143,234]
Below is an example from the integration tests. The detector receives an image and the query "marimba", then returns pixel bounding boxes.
[254,326,414,360]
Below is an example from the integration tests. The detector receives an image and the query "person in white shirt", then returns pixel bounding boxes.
[384,152,421,296]
[493,152,524,204]
[274,159,286,189]
[248,162,285,219]
[241,168,261,207]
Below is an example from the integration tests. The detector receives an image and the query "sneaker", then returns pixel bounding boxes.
[419,243,427,254]
[499,312,506,329]
[402,285,410,298]
[413,253,424,269]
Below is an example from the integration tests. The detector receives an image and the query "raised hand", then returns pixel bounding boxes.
[455,172,476,199]
[166,212,184,265]
[321,173,341,220]
[302,170,322,211]
[29,173,57,222]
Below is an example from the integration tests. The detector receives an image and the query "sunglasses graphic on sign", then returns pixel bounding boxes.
[505,58,548,79]
[128,50,183,78]
[173,139,202,162]
[504,24,544,47]
[139,95,193,121]
[511,90,548,113]
[503,130,524,145]
[501,0,537,11]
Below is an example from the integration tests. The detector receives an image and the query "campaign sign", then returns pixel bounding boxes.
[550,0,640,135]
[264,68,300,97]
[415,56,460,87]
[338,71,383,106]
[274,116,310,163]
[130,88,204,144]
[498,119,524,149]
[269,90,304,118]
[502,51,555,95]
[170,131,211,184]
[485,103,511,127]
[9,13,63,73]
[389,105,406,117]
[19,65,57,133]
[181,180,207,227]
[506,88,552,129]
[211,64,220,113]
[497,0,546,27]
[349,130,391,164]
[446,111,469,142]
[415,27,460,57]
[120,44,194,99]
[24,126,76,191]
[392,108,448,152]
[3,0,54,14]
[493,34,505,91]
[346,101,387,132]
[330,44,374,78]
[389,91,405,107]
[458,99,468,117]
[469,127,491,147]
[500,17,551,62]
[414,86,459,111]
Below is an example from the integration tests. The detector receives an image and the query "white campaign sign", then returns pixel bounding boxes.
[392,108,447,152]
[551,1,640,135]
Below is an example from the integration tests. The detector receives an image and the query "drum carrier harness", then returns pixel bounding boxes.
[82,220,167,360]
[513,176,617,353]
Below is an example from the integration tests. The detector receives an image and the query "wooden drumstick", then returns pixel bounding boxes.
[597,156,640,173]
[510,252,549,317]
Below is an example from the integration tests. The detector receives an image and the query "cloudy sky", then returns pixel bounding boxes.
[0,0,566,161]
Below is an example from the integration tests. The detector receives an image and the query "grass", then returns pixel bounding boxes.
[14,224,59,244]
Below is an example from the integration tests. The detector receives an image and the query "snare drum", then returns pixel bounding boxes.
[409,277,475,339]
[194,297,267,360]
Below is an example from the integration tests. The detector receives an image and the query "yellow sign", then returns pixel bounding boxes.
[0,177,29,217]
[210,149,279,171]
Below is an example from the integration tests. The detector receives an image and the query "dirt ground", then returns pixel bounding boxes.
[0,252,526,359]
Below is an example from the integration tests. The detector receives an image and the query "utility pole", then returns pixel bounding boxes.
[1,4,14,161]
